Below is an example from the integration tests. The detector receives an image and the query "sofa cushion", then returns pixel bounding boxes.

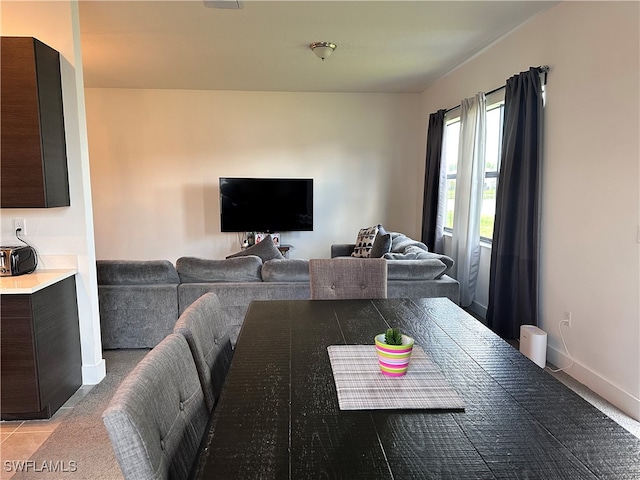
[262,259,310,282]
[387,276,459,304]
[384,249,454,277]
[387,259,448,281]
[351,225,379,258]
[97,260,180,285]
[178,283,312,346]
[99,284,179,349]
[370,225,392,258]
[389,232,429,254]
[176,256,263,283]
[226,234,284,262]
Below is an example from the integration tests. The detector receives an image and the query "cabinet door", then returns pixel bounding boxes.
[32,276,82,414]
[0,37,70,208]
[0,295,41,414]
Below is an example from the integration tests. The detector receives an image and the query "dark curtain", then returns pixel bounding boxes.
[486,67,544,339]
[421,109,446,252]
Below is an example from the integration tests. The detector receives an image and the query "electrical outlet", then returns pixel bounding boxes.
[562,310,572,327]
[13,219,26,236]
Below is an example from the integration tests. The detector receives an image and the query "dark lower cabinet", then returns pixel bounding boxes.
[1,276,82,420]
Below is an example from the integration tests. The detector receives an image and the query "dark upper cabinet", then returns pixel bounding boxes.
[1,37,70,208]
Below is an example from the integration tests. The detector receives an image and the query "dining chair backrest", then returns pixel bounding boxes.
[173,292,234,412]
[309,258,388,300]
[102,333,209,480]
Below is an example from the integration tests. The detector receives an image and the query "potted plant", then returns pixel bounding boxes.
[374,327,414,376]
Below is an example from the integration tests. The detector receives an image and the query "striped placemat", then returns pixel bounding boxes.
[327,345,465,411]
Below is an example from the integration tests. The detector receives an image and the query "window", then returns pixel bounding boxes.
[443,118,460,232]
[443,96,505,242]
[481,103,504,240]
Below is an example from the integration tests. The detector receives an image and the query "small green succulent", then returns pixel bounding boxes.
[384,327,403,346]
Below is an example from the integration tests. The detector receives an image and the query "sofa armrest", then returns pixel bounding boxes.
[99,284,179,349]
[331,244,356,258]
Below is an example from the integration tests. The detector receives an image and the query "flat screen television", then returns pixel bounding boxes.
[219,177,313,232]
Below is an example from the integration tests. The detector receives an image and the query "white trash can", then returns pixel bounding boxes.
[519,325,547,368]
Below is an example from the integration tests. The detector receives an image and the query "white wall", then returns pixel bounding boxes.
[0,1,105,384]
[16,0,636,420]
[86,89,424,261]
[422,1,639,420]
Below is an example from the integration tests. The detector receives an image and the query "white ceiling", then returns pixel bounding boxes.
[78,0,558,93]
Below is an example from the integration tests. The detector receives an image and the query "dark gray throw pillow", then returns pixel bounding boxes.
[370,225,392,258]
[226,234,284,262]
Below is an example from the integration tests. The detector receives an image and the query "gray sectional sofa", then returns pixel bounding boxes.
[97,260,181,349]
[97,232,458,350]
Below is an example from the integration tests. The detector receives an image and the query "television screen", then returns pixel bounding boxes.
[220,177,313,232]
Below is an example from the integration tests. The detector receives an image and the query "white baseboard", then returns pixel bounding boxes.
[547,345,640,422]
[82,358,106,385]
[461,300,639,422]
[468,301,487,319]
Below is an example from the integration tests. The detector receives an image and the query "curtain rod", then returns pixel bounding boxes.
[444,65,549,114]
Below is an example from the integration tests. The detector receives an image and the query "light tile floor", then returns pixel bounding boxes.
[0,385,94,480]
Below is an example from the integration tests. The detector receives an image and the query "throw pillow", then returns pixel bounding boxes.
[227,234,284,262]
[351,225,379,258]
[390,233,428,253]
[370,225,392,258]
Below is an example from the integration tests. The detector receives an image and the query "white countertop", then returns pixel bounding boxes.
[0,269,77,294]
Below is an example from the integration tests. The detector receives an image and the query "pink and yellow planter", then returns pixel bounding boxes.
[375,334,414,377]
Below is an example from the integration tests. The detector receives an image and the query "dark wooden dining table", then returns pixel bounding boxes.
[190,297,639,479]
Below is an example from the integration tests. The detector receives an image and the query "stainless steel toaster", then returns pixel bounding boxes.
[0,246,37,276]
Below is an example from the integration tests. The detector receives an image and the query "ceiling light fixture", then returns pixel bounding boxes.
[203,0,242,8]
[310,42,336,61]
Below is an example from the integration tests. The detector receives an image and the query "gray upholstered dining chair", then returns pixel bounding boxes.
[309,258,388,300]
[102,333,209,480]
[173,292,234,412]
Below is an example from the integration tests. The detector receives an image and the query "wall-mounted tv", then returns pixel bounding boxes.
[219,177,313,232]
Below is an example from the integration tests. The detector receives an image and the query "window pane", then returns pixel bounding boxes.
[445,121,460,175]
[445,179,456,230]
[480,177,496,239]
[443,119,460,230]
[485,106,502,172]
[480,103,503,240]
